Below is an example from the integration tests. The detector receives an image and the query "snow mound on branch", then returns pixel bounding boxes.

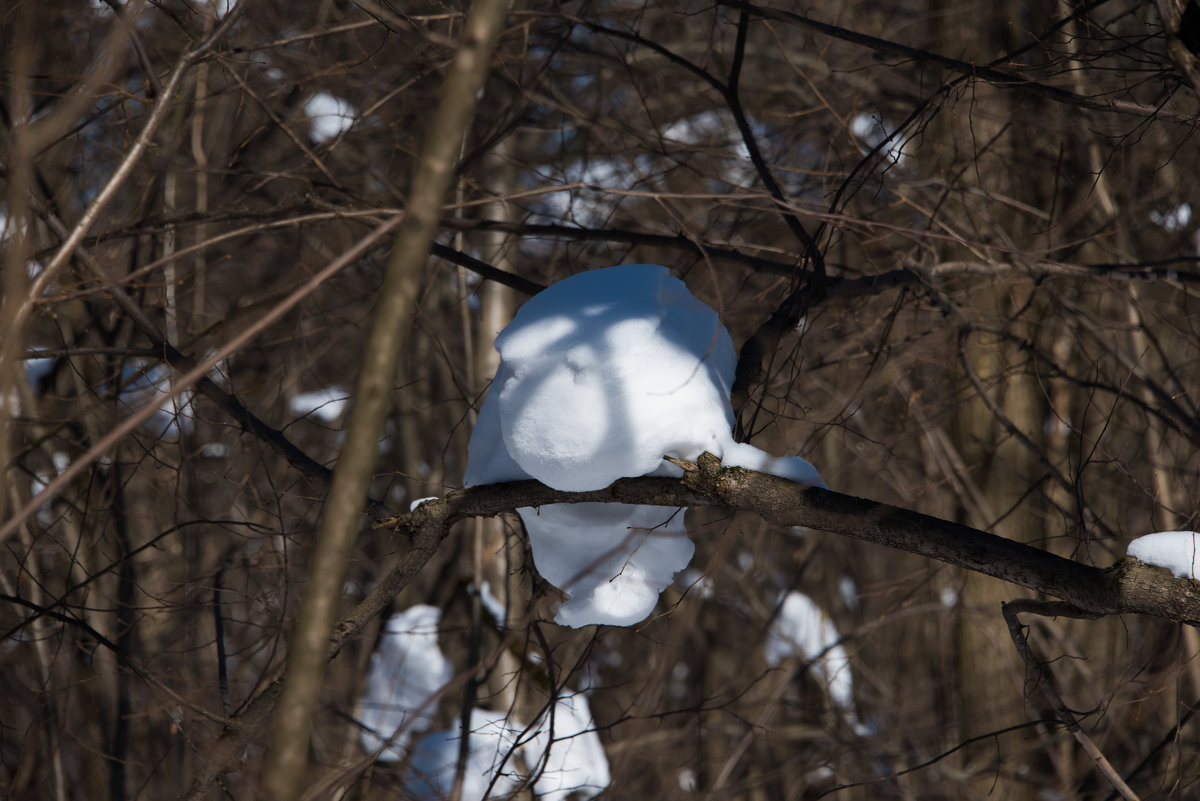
[765,591,866,734]
[521,503,692,628]
[465,264,824,627]
[1128,531,1200,579]
[357,607,611,799]
[470,264,727,490]
[407,708,525,800]
[357,606,451,760]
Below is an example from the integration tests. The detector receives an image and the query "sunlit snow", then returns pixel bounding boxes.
[765,591,865,734]
[850,112,907,168]
[290,386,349,423]
[359,606,611,799]
[1149,203,1192,233]
[304,92,356,143]
[357,606,452,761]
[1128,531,1200,579]
[465,264,823,627]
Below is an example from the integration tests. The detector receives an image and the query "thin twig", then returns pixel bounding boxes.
[1002,599,1141,801]
[0,215,403,547]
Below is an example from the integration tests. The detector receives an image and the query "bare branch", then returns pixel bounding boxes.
[259,1,515,797]
[382,455,1200,627]
[722,0,1200,125]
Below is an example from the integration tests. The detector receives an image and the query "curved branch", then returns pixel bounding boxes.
[721,0,1200,126]
[182,454,1200,796]
[725,10,825,286]
[260,0,515,796]
[389,455,1200,627]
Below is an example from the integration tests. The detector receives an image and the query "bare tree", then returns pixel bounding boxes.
[2,1,1199,799]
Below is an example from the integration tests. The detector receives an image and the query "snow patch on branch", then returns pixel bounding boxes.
[357,606,451,761]
[465,264,824,627]
[1128,531,1200,579]
[357,606,610,800]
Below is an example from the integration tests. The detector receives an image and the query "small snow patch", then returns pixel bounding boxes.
[304,93,355,143]
[409,496,438,512]
[1128,531,1200,579]
[357,605,451,761]
[850,112,907,167]
[1149,203,1192,233]
[291,386,349,422]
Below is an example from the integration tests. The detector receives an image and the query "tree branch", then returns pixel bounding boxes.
[385,455,1200,627]
[1003,600,1142,801]
[181,453,1199,796]
[721,0,1200,126]
[258,1,514,797]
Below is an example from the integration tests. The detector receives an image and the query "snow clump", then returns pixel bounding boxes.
[304,92,356,143]
[765,590,866,734]
[1128,531,1200,580]
[357,605,610,800]
[357,605,452,761]
[465,264,824,627]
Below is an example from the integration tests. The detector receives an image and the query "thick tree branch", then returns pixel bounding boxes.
[259,1,514,797]
[386,454,1200,627]
[181,454,1199,797]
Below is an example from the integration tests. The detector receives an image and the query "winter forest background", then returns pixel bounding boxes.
[3,0,1200,799]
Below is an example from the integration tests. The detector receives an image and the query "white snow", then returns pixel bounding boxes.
[304,92,355,143]
[1150,203,1192,233]
[469,265,735,491]
[291,386,349,422]
[464,264,824,628]
[837,575,859,611]
[357,605,452,761]
[406,691,609,801]
[359,607,610,798]
[1128,531,1200,579]
[765,591,864,733]
[410,496,438,512]
[850,112,907,167]
[407,708,525,801]
[524,691,610,801]
[478,580,507,627]
[520,503,692,628]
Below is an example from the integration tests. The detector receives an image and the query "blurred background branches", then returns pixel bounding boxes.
[1,0,1198,799]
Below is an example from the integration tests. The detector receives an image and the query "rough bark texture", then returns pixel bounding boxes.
[379,454,1200,627]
